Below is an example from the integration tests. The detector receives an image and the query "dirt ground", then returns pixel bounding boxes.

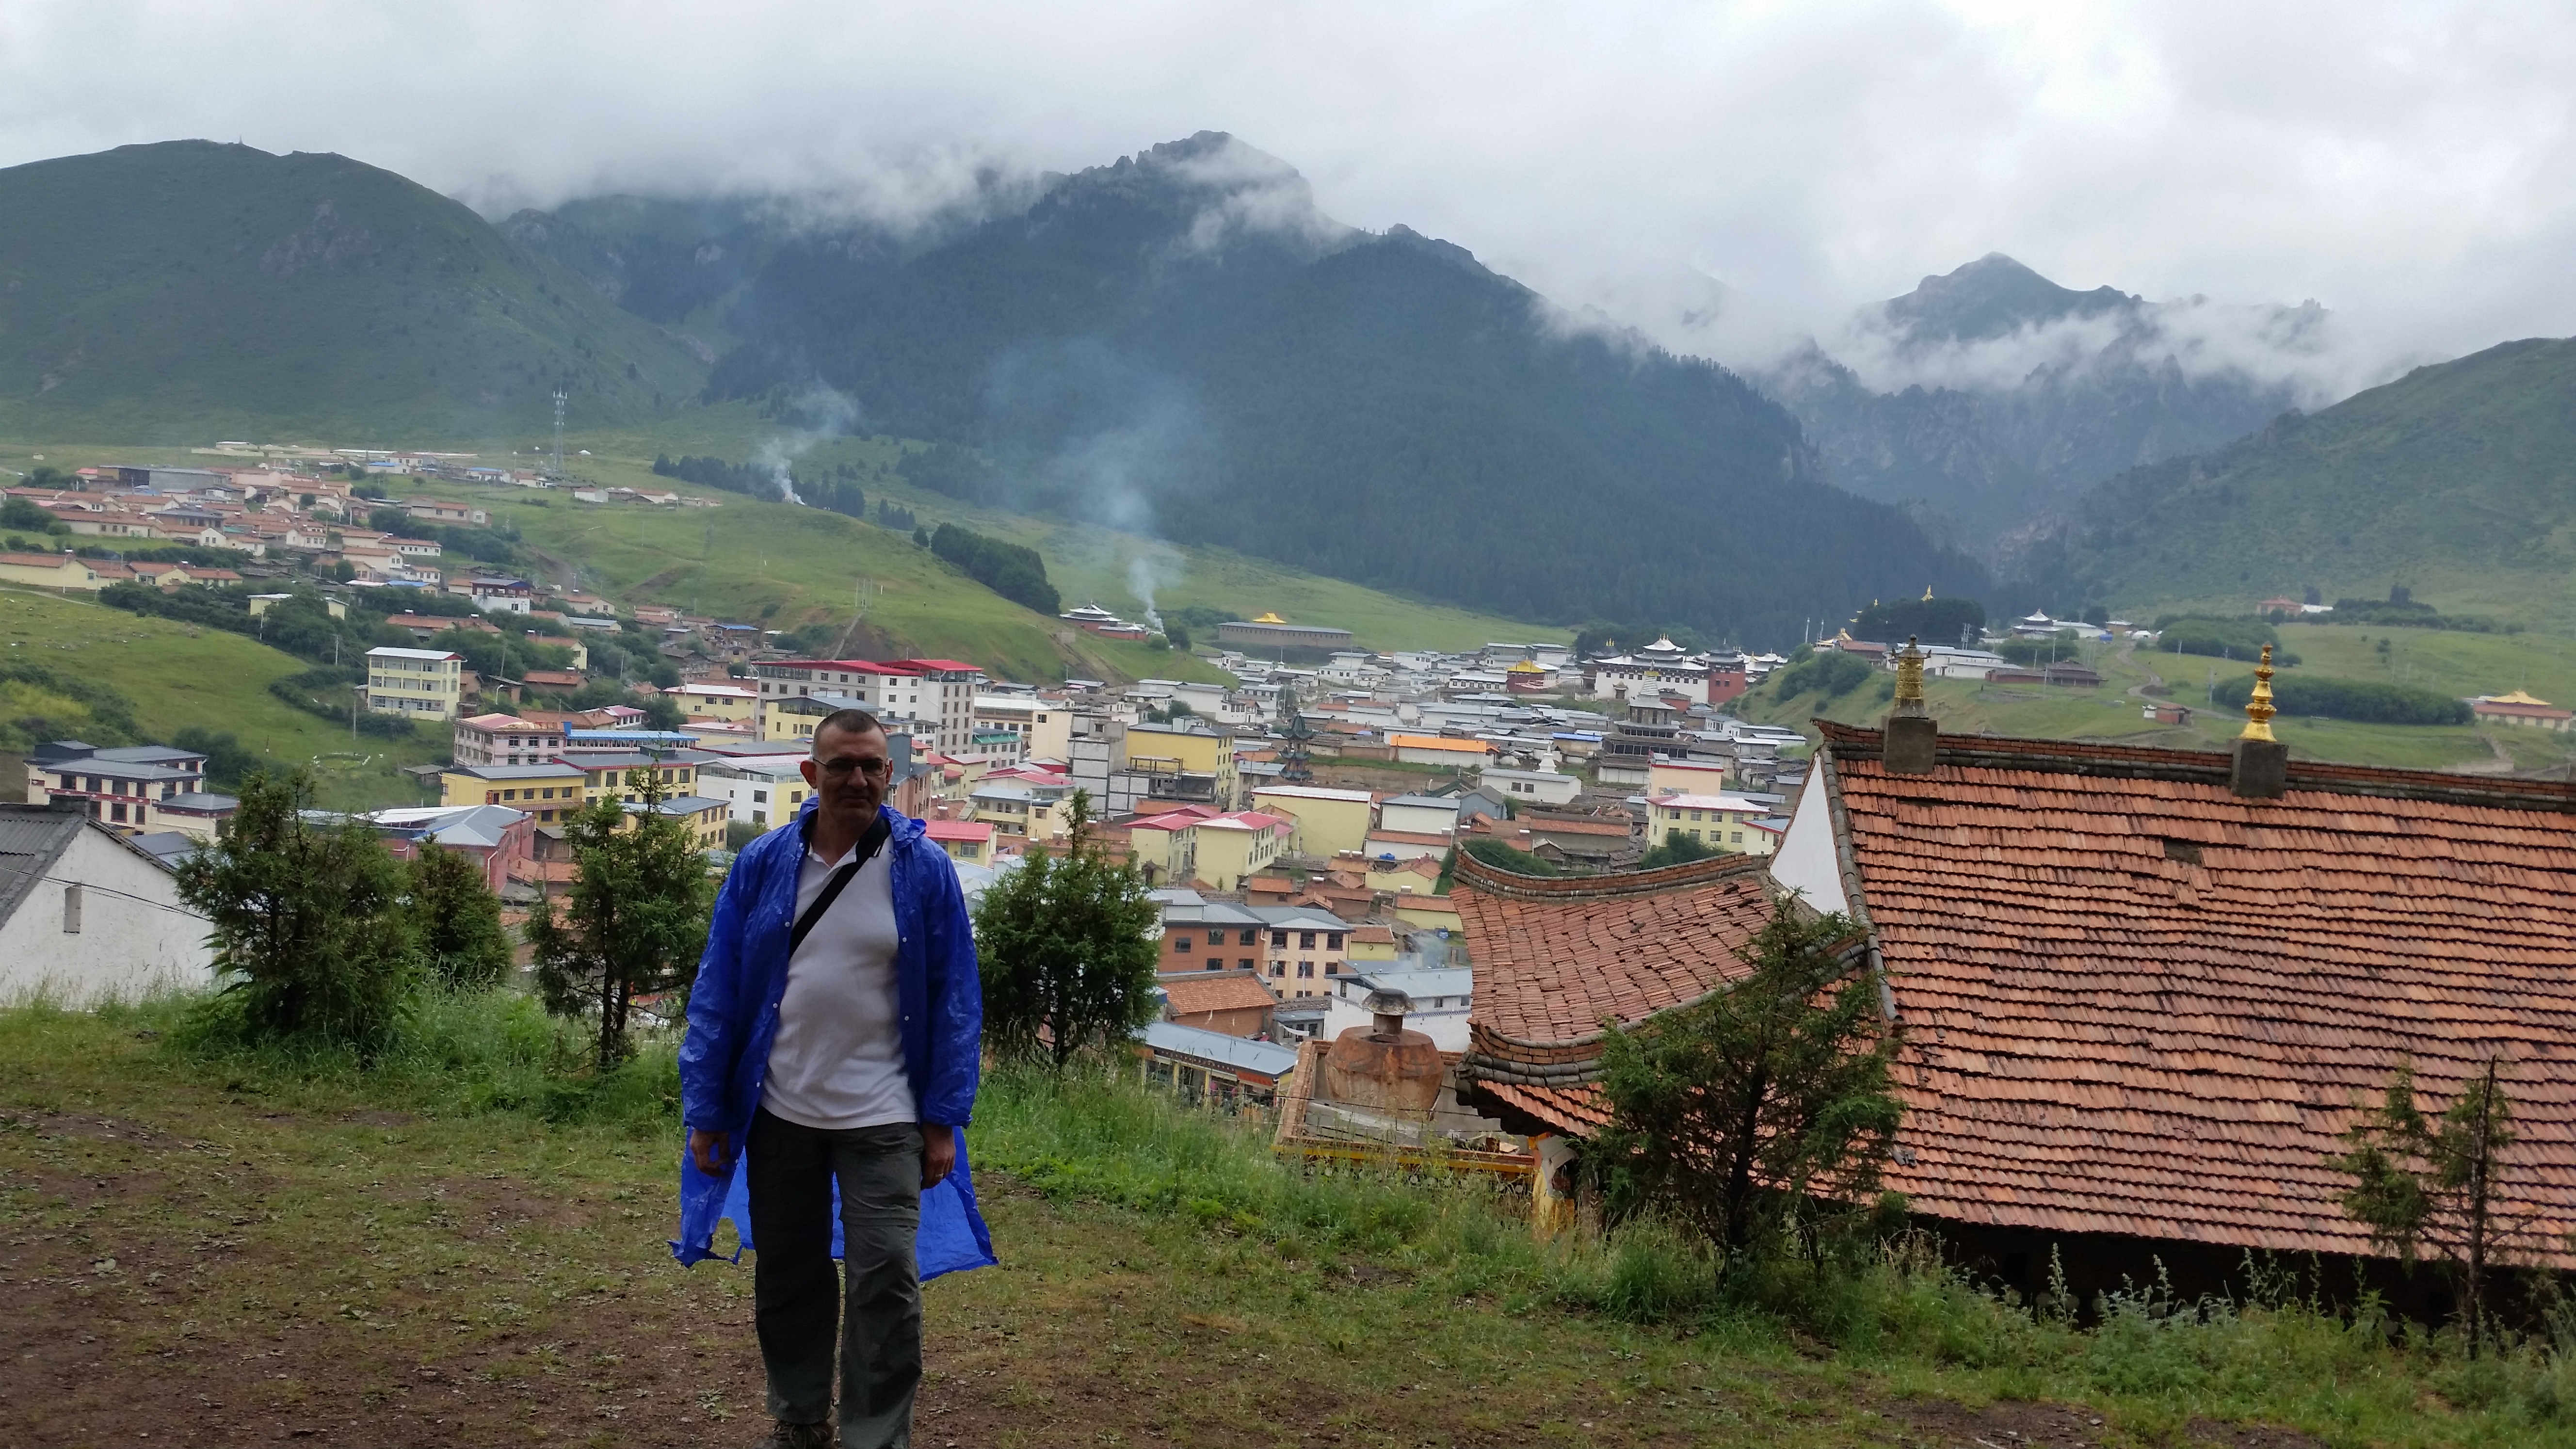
[0,1083,2333,1449]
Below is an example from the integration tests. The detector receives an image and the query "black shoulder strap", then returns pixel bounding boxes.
[789,814,893,958]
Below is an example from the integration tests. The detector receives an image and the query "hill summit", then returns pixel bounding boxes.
[0,141,704,442]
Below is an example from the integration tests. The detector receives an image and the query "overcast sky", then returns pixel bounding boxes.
[3,1,2569,382]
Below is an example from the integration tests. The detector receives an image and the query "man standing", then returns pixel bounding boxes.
[678,709,984,1449]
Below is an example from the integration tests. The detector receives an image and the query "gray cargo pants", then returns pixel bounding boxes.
[746,1110,923,1449]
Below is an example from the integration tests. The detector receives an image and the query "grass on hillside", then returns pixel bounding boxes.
[5,994,2573,1448]
[0,587,448,809]
[1737,636,2569,774]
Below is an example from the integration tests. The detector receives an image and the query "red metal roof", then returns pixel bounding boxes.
[1814,721,2576,1265]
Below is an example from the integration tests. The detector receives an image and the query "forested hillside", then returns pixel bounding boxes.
[0,142,706,441]
[2013,337,2576,626]
[516,134,1984,645]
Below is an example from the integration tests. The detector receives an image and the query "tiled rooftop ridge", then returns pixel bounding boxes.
[1815,719,2576,812]
[1453,845,1773,901]
[1817,726,2576,1267]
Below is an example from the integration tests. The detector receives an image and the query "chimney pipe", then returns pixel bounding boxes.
[1363,987,1412,1038]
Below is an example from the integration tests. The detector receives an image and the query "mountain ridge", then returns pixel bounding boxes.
[0,141,707,442]
[514,132,1986,645]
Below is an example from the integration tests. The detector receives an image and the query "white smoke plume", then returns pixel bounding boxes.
[1125,554,1164,633]
[755,384,864,503]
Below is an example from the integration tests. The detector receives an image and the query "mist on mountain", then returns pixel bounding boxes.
[1752,254,2396,550]
[513,132,1985,645]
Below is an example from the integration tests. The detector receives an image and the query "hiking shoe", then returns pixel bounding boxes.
[755,1420,834,1449]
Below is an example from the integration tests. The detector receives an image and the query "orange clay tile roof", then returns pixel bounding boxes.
[1811,721,2576,1266]
[1452,849,1778,1060]
[1159,973,1280,1016]
[1478,1080,1611,1133]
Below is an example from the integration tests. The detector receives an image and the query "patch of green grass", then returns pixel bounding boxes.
[0,586,448,809]
[1741,636,2568,774]
[2,1000,2573,1446]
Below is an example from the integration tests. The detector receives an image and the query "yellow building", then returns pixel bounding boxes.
[1344,923,1401,967]
[1127,809,1201,885]
[628,795,730,852]
[570,755,702,804]
[1124,722,1240,809]
[1647,758,1734,798]
[1249,784,1375,858]
[1387,734,1493,768]
[667,682,758,723]
[1391,893,1464,934]
[440,762,589,824]
[0,551,115,591]
[1645,792,1779,855]
[1190,810,1293,893]
[364,647,464,721]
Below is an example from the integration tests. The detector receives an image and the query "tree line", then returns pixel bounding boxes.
[929,522,1060,616]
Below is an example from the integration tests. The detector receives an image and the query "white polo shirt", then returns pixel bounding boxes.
[759,835,917,1130]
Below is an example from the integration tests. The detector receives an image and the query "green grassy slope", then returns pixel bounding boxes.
[0,588,448,808]
[1735,633,2574,773]
[377,476,1230,687]
[2048,337,2576,627]
[0,142,706,444]
[569,409,1572,652]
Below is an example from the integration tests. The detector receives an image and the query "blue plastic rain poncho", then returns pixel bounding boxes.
[673,802,995,1278]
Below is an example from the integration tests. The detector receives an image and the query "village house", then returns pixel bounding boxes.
[438,763,590,824]
[1247,784,1377,857]
[0,803,213,1007]
[1643,792,1780,855]
[665,681,759,723]
[697,755,813,829]
[923,818,994,862]
[1157,972,1280,1039]
[451,712,569,766]
[22,741,235,838]
[0,551,121,591]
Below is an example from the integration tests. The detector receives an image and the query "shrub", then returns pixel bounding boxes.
[2153,616,2300,667]
[1766,649,1876,701]
[2211,673,2471,725]
[1461,837,1560,877]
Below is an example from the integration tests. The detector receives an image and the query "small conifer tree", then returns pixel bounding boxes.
[1594,899,1902,1259]
[406,843,514,990]
[2333,1056,2521,1355]
[973,790,1161,1069]
[526,766,713,1069]
[175,767,418,1051]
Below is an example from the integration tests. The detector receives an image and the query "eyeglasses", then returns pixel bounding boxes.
[815,757,891,779]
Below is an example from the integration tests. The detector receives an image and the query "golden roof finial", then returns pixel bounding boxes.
[2240,643,2278,742]
[1893,634,1927,716]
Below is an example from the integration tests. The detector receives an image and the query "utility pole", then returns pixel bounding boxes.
[551,387,568,479]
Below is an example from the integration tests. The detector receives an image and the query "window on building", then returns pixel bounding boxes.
[1239,928,1258,946]
[1326,933,1344,950]
[1207,930,1226,946]
[1239,959,1256,971]
[1271,962,1286,978]
[1271,929,1288,948]
[1174,937,1191,953]
[1325,963,1340,975]
[1298,961,1314,978]
[1299,931,1317,950]
[1205,960,1221,971]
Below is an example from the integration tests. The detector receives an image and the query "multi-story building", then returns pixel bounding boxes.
[665,682,759,723]
[1643,792,1781,856]
[438,762,590,824]
[747,660,928,728]
[364,647,464,720]
[451,712,570,766]
[891,659,986,756]
[23,742,234,837]
[698,756,813,829]
[1123,721,1240,810]
[1246,784,1375,857]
